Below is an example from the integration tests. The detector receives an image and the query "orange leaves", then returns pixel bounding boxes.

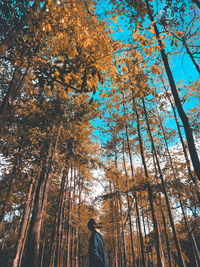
[150,65,160,75]
[170,38,179,48]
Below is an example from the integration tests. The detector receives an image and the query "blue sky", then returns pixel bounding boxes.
[91,1,199,144]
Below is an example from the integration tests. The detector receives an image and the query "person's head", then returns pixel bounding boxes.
[87,218,102,232]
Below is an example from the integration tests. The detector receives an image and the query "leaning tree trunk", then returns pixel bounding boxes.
[162,82,198,185]
[157,107,200,266]
[12,179,34,267]
[144,0,200,181]
[142,98,186,267]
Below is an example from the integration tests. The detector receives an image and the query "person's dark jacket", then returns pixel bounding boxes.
[89,230,108,267]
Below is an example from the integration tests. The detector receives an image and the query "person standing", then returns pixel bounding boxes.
[88,218,108,267]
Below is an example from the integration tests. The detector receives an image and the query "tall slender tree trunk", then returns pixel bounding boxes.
[142,98,186,267]
[162,82,198,185]
[122,141,136,267]
[144,0,200,181]
[140,194,151,267]
[157,108,200,266]
[109,181,118,267]
[70,227,74,267]
[145,201,154,267]
[24,161,51,266]
[179,199,200,266]
[24,122,62,267]
[54,169,69,267]
[12,179,34,267]
[118,192,127,267]
[131,94,165,267]
[113,150,123,267]
[66,166,74,267]
[124,121,146,266]
[159,196,172,267]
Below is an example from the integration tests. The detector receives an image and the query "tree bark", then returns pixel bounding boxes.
[145,0,200,181]
[159,195,173,267]
[54,169,69,267]
[124,118,146,267]
[142,98,186,267]
[179,198,200,266]
[24,122,62,267]
[131,94,165,267]
[122,141,136,267]
[12,179,34,267]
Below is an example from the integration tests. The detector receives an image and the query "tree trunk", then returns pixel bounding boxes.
[179,199,200,266]
[145,0,200,181]
[131,94,165,267]
[66,166,74,267]
[140,194,151,267]
[157,107,200,266]
[142,98,186,267]
[109,181,118,267]
[24,161,51,266]
[118,192,127,267]
[159,196,172,267]
[122,141,136,267]
[12,179,34,267]
[54,169,69,267]
[124,122,146,267]
[162,82,199,185]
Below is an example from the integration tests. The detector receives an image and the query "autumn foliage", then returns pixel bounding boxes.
[0,0,199,266]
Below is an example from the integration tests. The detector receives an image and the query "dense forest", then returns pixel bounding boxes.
[0,0,200,266]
